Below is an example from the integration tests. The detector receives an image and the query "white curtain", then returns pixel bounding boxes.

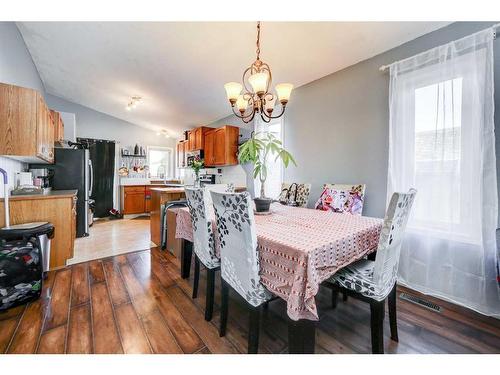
[388,28,500,317]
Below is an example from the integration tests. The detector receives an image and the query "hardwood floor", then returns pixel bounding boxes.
[69,217,152,265]
[1,247,500,354]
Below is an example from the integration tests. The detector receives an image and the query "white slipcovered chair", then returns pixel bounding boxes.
[326,189,417,354]
[210,191,273,354]
[184,184,232,321]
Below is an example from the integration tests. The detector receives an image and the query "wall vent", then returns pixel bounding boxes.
[399,292,442,313]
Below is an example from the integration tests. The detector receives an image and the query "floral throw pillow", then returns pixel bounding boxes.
[315,184,365,215]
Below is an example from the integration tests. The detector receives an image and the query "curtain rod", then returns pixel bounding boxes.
[379,23,500,72]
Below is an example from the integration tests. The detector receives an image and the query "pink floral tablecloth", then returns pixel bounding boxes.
[175,203,383,321]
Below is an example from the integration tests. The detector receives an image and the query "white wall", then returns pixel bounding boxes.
[46,94,176,150]
[0,22,47,196]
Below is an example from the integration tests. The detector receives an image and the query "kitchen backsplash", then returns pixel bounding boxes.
[178,164,247,187]
[0,157,25,198]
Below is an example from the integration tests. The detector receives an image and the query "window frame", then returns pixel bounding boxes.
[147,145,174,179]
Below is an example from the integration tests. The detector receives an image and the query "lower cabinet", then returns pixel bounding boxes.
[0,193,77,270]
[122,185,165,215]
[123,186,146,214]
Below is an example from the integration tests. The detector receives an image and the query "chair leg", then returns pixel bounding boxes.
[332,288,339,309]
[192,255,200,299]
[370,300,385,354]
[248,305,261,354]
[388,284,398,342]
[342,291,348,302]
[205,268,216,321]
[219,279,229,337]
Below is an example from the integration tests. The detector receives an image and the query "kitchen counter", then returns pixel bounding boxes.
[149,185,247,247]
[150,186,246,193]
[1,189,78,201]
[0,190,77,270]
[150,187,186,194]
[120,178,181,186]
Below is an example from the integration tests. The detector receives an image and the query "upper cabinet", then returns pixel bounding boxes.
[0,83,54,163]
[50,109,65,145]
[176,125,239,168]
[176,140,187,168]
[204,125,239,167]
[185,126,211,152]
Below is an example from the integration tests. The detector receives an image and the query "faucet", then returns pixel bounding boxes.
[156,164,167,184]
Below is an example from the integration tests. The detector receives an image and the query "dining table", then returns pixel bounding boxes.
[175,202,383,353]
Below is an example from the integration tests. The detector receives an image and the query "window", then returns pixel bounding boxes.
[148,146,173,179]
[413,78,463,227]
[254,119,283,199]
[389,50,484,244]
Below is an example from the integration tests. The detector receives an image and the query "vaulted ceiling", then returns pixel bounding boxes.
[17,22,450,136]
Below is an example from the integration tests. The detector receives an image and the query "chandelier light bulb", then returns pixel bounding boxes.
[236,95,248,113]
[224,82,243,104]
[264,96,277,114]
[125,105,132,111]
[275,83,294,104]
[248,72,269,96]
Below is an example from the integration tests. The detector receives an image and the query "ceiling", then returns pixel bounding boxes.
[17,22,450,137]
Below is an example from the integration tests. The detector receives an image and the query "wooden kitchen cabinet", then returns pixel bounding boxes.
[0,191,77,270]
[204,125,239,167]
[50,109,65,144]
[187,130,196,151]
[176,140,187,168]
[123,186,146,214]
[192,126,211,150]
[0,82,54,163]
[204,130,215,166]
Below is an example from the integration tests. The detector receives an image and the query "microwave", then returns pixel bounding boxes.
[186,150,204,167]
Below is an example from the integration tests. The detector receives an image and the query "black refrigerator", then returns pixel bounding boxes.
[31,148,91,237]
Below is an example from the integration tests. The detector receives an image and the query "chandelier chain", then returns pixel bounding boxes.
[256,21,261,60]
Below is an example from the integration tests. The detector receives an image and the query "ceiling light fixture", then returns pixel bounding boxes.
[156,129,170,138]
[224,22,293,124]
[125,96,142,111]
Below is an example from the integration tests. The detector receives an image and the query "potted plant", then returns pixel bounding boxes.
[238,131,296,212]
[190,156,204,187]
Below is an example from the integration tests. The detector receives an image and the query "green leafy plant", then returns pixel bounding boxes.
[238,131,296,198]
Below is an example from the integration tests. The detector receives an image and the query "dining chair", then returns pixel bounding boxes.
[278,182,312,207]
[211,191,273,354]
[315,183,366,215]
[184,187,221,321]
[203,183,235,208]
[324,189,416,354]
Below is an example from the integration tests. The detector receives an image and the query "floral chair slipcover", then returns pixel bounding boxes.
[185,187,220,269]
[315,183,366,215]
[329,189,417,301]
[278,182,312,207]
[203,183,234,212]
[211,191,272,307]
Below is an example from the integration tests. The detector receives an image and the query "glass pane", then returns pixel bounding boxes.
[148,148,171,178]
[413,78,462,225]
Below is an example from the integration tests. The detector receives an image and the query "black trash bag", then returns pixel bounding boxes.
[0,238,43,311]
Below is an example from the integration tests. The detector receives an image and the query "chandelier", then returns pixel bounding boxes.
[224,22,293,124]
